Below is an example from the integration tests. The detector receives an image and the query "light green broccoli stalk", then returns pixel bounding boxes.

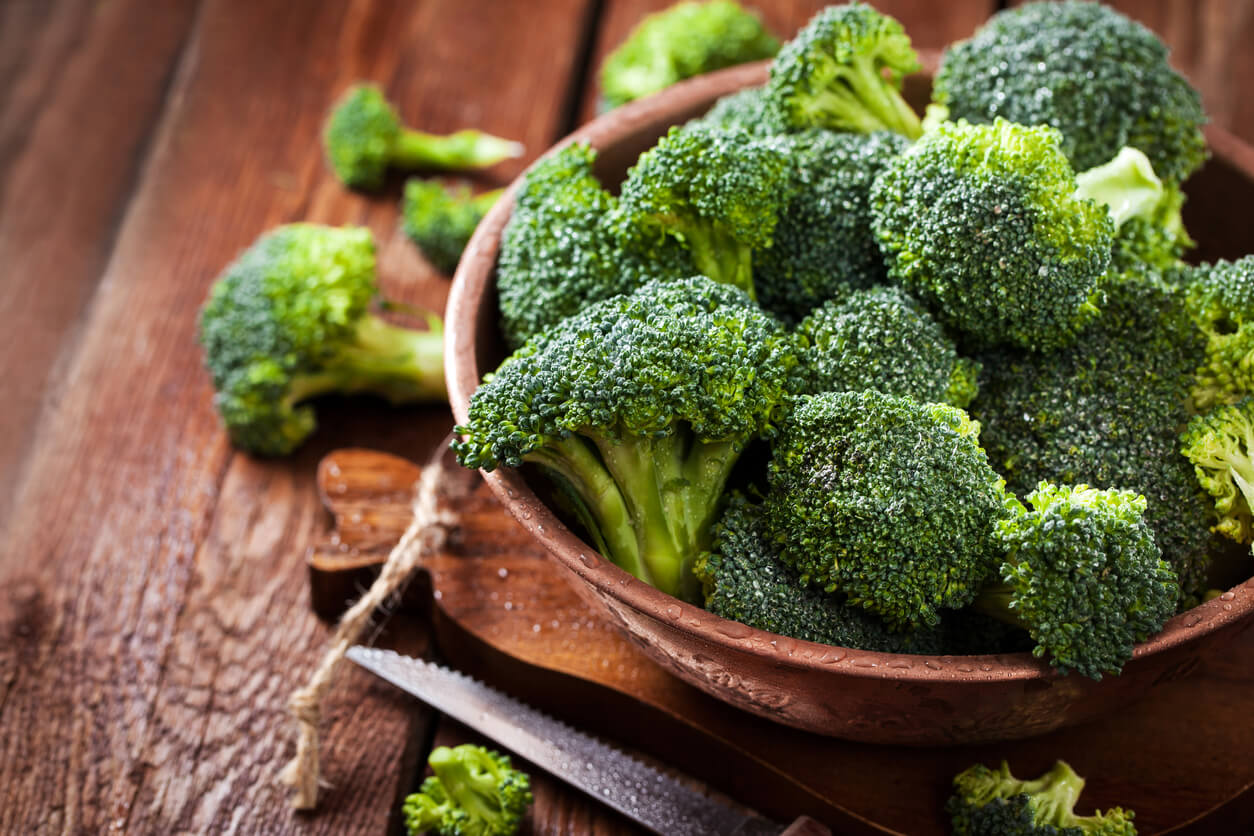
[948,760,1137,835]
[324,84,523,189]
[198,224,445,456]
[401,180,502,275]
[402,744,532,836]
[977,483,1178,679]
[1180,398,1254,545]
[599,0,779,110]
[765,2,922,138]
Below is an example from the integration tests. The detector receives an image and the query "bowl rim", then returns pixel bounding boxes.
[445,59,1254,687]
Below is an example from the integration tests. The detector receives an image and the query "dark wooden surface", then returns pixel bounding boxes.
[1,2,1252,834]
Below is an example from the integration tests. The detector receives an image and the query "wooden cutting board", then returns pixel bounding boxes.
[308,446,1254,836]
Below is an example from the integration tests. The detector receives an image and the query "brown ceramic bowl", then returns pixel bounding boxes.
[446,60,1254,745]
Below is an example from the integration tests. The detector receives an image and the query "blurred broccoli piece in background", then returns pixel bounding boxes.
[401,180,501,275]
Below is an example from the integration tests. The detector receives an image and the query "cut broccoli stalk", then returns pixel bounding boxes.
[947,760,1137,836]
[324,84,523,190]
[403,744,532,836]
[1075,146,1169,228]
[1180,398,1254,545]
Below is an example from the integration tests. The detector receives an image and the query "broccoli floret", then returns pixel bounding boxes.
[764,3,921,138]
[976,483,1177,679]
[617,124,794,299]
[402,744,532,836]
[972,271,1216,604]
[323,84,523,190]
[755,130,908,322]
[1074,147,1194,275]
[454,276,799,602]
[695,494,954,653]
[198,224,445,456]
[401,180,501,275]
[495,143,691,349]
[934,1,1206,186]
[948,760,1137,836]
[1180,399,1254,545]
[1182,257,1254,411]
[870,118,1112,352]
[763,391,1013,629]
[793,285,979,407]
[689,86,784,137]
[599,0,779,110]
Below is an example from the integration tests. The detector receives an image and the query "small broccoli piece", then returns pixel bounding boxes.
[755,129,908,322]
[617,124,795,298]
[1182,257,1254,411]
[1180,399,1254,545]
[198,224,445,456]
[763,391,1013,629]
[976,483,1177,679]
[871,118,1112,352]
[402,744,532,836]
[495,143,691,349]
[454,276,799,602]
[793,285,979,407]
[695,494,954,653]
[323,84,523,190]
[972,271,1216,604]
[401,180,501,275]
[934,1,1206,186]
[599,0,779,110]
[765,3,921,138]
[948,760,1137,836]
[689,86,784,137]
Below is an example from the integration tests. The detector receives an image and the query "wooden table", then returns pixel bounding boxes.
[2,1,1252,833]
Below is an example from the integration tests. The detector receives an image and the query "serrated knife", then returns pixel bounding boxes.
[347,647,831,836]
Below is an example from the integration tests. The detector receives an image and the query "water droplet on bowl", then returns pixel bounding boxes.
[1220,591,1236,601]
[665,605,682,620]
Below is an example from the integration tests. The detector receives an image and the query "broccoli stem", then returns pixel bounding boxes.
[393,129,523,171]
[681,222,756,300]
[1019,761,1087,826]
[809,57,921,138]
[287,311,446,405]
[1074,146,1165,227]
[971,583,1024,629]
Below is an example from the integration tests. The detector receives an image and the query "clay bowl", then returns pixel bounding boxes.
[445,60,1254,745]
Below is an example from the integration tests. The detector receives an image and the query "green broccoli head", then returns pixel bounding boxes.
[935,0,1207,186]
[871,118,1112,352]
[600,0,779,110]
[755,129,909,322]
[1180,399,1254,545]
[402,744,532,836]
[496,143,691,349]
[323,83,522,190]
[972,271,1215,604]
[982,483,1178,679]
[765,2,921,138]
[618,124,795,298]
[1183,257,1254,411]
[401,180,501,275]
[198,224,445,456]
[455,276,800,601]
[763,391,1014,629]
[689,86,785,137]
[948,760,1137,836]
[793,285,979,408]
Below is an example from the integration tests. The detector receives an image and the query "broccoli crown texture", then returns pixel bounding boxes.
[454,276,799,600]
[1183,257,1254,411]
[765,2,921,138]
[984,483,1177,679]
[935,0,1207,186]
[618,124,794,298]
[793,285,979,407]
[1180,398,1254,545]
[972,271,1215,603]
[947,760,1137,836]
[600,0,779,109]
[870,118,1112,352]
[756,129,908,322]
[763,391,1013,629]
[401,180,500,275]
[690,86,785,137]
[402,744,532,836]
[199,224,445,455]
[495,143,691,349]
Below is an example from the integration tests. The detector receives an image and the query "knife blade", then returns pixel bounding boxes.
[346,647,828,836]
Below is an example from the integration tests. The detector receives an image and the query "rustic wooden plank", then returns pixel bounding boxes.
[577,0,998,124]
[0,0,202,532]
[0,0,592,832]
